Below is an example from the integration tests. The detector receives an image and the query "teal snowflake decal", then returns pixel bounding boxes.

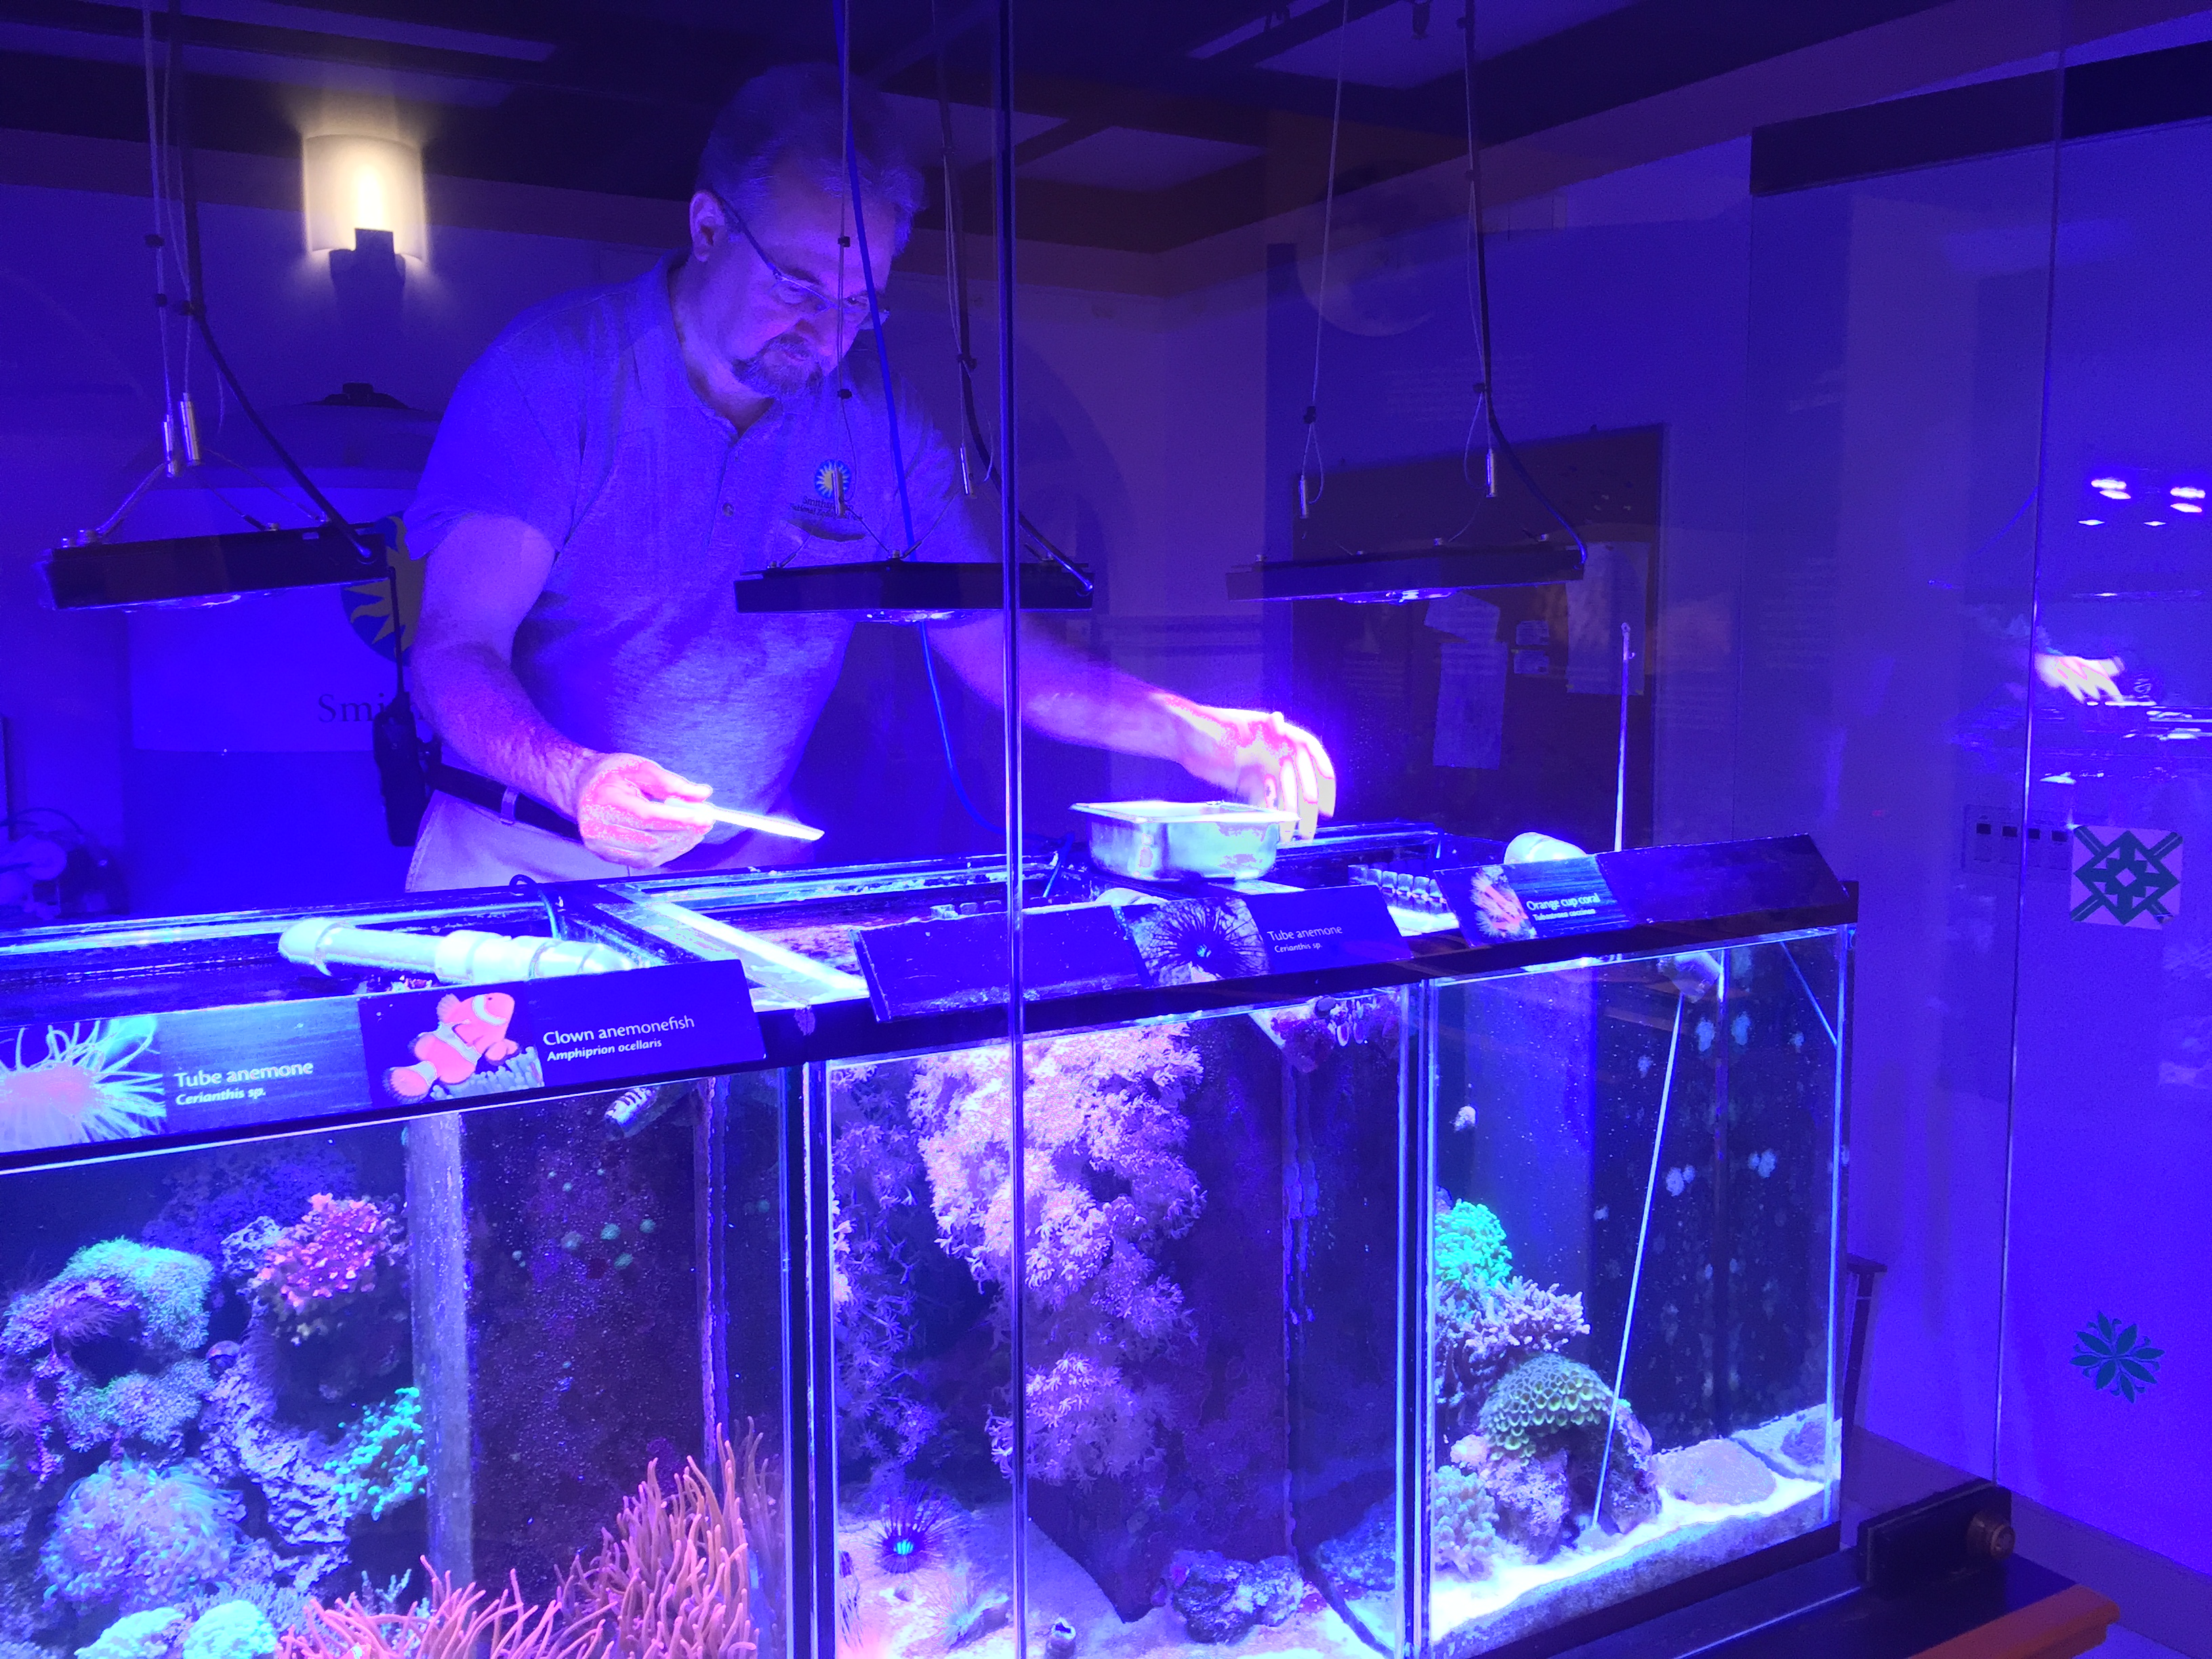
[2070,1313,2163,1401]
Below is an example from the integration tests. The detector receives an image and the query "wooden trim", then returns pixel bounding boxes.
[1909,1584,2120,1659]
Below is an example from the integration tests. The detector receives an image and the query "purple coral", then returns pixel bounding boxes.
[251,1196,404,1342]
[898,1027,1205,1485]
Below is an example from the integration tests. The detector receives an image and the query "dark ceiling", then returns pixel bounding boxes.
[0,0,1955,250]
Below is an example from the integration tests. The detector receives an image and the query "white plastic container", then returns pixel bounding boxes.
[1071,800,1299,880]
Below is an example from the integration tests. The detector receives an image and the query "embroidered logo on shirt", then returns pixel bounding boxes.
[813,459,853,512]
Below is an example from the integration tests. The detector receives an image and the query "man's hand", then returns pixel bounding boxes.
[2035,653,2127,705]
[1160,699,1338,841]
[565,753,717,869]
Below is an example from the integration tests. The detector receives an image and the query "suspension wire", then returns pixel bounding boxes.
[925,9,1092,594]
[1594,989,1687,1519]
[164,0,368,560]
[838,0,1001,840]
[1297,0,1353,522]
[1454,1,1587,560]
[138,0,177,480]
[832,0,920,556]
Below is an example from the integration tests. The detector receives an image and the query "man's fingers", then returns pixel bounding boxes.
[1290,747,1321,841]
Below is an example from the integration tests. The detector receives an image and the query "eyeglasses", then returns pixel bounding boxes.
[712,190,886,327]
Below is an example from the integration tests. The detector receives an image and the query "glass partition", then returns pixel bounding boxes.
[2001,61,2212,1588]
[1738,6,2070,1523]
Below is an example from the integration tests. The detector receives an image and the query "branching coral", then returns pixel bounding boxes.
[331,1389,426,1521]
[995,1353,1172,1489]
[1434,1277,1589,1431]
[557,1434,757,1659]
[42,1460,237,1613]
[825,1074,943,1475]
[896,1028,1205,1486]
[249,1197,405,1345]
[1431,1465,1498,1578]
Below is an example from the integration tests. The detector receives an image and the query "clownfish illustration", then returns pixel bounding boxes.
[385,991,520,1103]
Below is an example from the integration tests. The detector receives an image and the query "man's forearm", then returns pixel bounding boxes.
[930,617,1191,760]
[412,642,596,815]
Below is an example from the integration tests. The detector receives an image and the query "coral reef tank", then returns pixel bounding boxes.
[0,829,1849,1659]
[1420,937,1846,1654]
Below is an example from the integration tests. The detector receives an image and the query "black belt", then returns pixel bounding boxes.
[430,763,582,842]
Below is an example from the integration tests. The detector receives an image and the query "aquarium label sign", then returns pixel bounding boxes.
[1434,859,1629,940]
[855,907,1146,1019]
[1240,886,1412,972]
[357,962,762,1106]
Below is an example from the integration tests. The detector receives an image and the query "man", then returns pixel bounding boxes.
[403,65,1334,890]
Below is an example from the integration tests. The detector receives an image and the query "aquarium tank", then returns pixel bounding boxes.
[0,831,1850,1659]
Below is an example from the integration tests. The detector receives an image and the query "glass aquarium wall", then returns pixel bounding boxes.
[0,1086,790,1659]
[1737,3,2069,1514]
[1423,933,1847,1654]
[824,996,1408,1659]
[1996,77,2212,1586]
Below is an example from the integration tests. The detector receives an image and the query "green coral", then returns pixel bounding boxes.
[54,1242,211,1353]
[1434,1202,1513,1297]
[178,1603,277,1659]
[76,1607,188,1659]
[332,1388,426,1521]
[42,1461,234,1612]
[1475,1353,1624,1457]
[58,1360,213,1452]
[1432,1465,1498,1577]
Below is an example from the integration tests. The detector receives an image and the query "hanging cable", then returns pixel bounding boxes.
[1297,0,1353,522]
[832,0,920,556]
[924,6,1091,594]
[1456,1,1587,560]
[162,0,369,563]
[138,0,180,480]
[836,0,1002,840]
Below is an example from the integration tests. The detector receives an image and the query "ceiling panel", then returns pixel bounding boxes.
[1254,0,1641,86]
[1018,125,1266,190]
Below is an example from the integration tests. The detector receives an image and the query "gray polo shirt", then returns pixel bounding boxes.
[406,255,983,841]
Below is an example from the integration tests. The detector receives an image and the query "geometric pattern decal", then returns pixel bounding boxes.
[2071,825,2182,928]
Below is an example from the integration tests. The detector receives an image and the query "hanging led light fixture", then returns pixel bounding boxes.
[302,134,427,262]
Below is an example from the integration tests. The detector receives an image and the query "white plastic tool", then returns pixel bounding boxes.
[279,918,634,983]
[701,804,824,842]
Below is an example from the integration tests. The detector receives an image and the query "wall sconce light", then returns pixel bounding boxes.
[302,134,426,263]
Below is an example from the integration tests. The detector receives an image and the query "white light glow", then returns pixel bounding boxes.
[2174,486,2207,499]
[2147,520,2168,527]
[2176,502,2204,514]
[2090,476,2128,491]
[302,134,426,262]
[2079,518,2103,525]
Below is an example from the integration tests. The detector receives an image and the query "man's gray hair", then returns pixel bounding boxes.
[697,64,925,245]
